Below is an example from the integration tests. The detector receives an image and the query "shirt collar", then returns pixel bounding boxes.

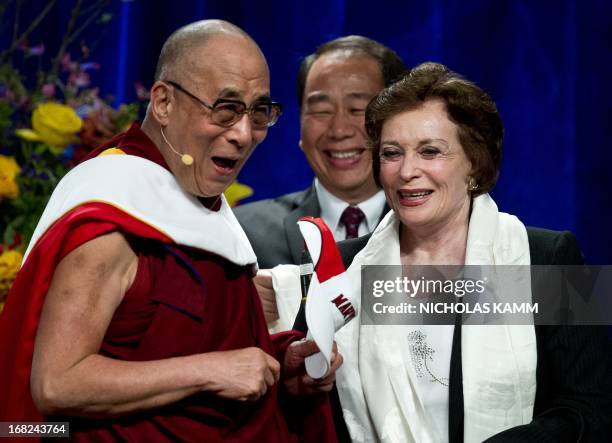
[314,178,387,234]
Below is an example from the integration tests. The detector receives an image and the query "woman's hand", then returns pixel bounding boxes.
[283,339,343,395]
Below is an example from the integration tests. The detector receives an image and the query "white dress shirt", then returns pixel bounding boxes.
[314,178,387,241]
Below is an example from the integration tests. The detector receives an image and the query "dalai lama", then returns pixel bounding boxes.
[0,20,341,442]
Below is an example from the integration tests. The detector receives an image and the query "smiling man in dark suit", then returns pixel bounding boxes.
[234,36,405,329]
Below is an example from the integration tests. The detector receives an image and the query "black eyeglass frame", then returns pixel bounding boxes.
[164,80,282,128]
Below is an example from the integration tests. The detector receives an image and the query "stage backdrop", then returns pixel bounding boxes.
[1,0,610,264]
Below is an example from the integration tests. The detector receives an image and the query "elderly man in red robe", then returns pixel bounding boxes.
[0,20,340,442]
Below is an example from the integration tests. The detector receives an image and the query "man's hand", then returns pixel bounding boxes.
[203,347,280,401]
[283,339,343,395]
[253,269,279,324]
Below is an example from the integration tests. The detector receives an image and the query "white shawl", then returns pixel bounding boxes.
[24,155,256,267]
[336,194,537,443]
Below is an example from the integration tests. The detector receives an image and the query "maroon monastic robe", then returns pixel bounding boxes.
[0,123,337,442]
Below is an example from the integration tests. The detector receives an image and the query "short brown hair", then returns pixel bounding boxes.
[296,35,406,108]
[366,62,503,195]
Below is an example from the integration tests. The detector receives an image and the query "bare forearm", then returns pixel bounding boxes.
[32,234,281,416]
[33,353,209,416]
[33,346,281,417]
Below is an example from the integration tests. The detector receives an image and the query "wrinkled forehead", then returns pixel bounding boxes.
[310,50,382,80]
[183,35,271,100]
[380,99,460,142]
[306,52,382,91]
[302,52,383,109]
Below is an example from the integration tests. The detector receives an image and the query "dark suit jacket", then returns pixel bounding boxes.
[234,184,389,268]
[336,227,612,442]
[234,186,320,268]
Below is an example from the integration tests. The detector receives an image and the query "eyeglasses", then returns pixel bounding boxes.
[165,80,282,129]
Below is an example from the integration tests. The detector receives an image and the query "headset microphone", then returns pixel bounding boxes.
[160,127,194,166]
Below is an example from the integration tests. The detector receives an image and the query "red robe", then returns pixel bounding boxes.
[0,123,337,442]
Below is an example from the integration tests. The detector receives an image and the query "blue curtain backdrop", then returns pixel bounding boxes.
[1,0,611,264]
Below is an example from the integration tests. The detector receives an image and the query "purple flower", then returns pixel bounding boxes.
[68,72,90,88]
[80,62,100,72]
[27,43,45,56]
[61,54,77,72]
[41,83,56,97]
[21,165,36,178]
[75,103,94,118]
[134,82,149,101]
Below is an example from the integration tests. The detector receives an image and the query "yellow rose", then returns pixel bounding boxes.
[224,181,254,207]
[0,249,23,299]
[0,155,21,200]
[15,102,83,152]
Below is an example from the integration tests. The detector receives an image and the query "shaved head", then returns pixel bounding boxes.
[142,19,272,199]
[154,19,257,81]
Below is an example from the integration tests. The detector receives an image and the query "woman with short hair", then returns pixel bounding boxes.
[335,62,611,442]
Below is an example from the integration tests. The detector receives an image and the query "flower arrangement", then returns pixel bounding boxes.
[0,1,140,311]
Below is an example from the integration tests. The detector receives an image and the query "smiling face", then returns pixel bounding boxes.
[379,100,473,235]
[156,34,271,197]
[300,51,384,204]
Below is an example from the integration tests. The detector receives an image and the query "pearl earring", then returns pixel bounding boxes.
[468,177,479,191]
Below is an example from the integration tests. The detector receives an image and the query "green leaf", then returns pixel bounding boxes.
[3,224,15,247]
[99,13,112,23]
